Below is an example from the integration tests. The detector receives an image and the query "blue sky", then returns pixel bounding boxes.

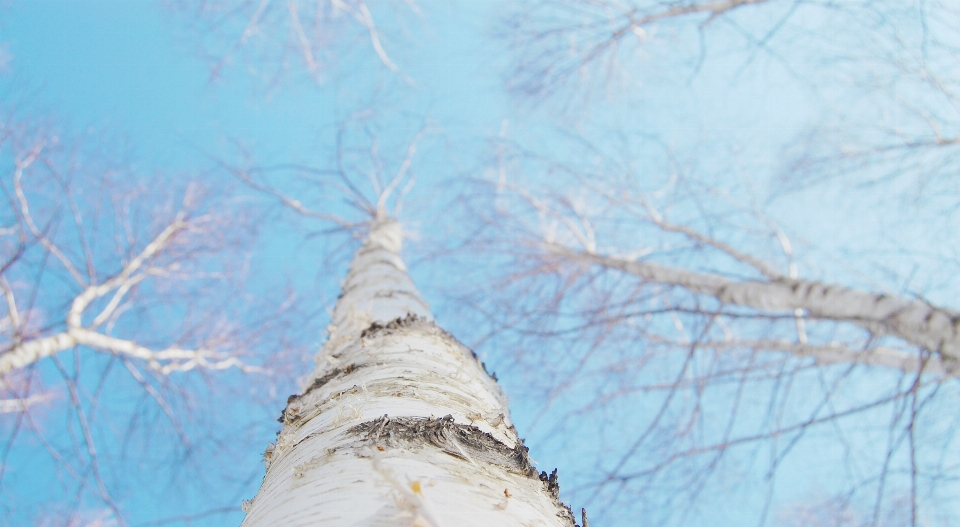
[2,1,959,526]
[0,2,523,524]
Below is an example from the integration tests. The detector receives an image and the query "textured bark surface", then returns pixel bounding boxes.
[555,245,960,374]
[242,219,575,527]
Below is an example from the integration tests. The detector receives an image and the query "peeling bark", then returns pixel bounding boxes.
[242,218,575,527]
[350,415,538,477]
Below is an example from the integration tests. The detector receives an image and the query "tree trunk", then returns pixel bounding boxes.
[241,218,576,527]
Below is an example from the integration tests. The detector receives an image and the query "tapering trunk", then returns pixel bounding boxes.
[241,219,576,527]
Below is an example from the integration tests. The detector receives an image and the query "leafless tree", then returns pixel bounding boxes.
[779,3,960,213]
[438,129,960,526]
[121,1,960,525]
[477,3,960,525]
[503,0,960,118]
[215,109,434,240]
[165,0,420,87]
[501,0,781,103]
[0,113,307,525]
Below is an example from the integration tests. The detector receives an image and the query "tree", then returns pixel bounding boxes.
[502,0,775,103]
[446,1,960,523]
[166,0,419,86]
[441,135,960,526]
[0,112,303,525]
[161,0,960,523]
[240,213,583,527]
[10,1,960,525]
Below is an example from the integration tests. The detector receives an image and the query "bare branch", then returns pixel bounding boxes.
[223,154,364,228]
[0,392,51,414]
[12,144,86,285]
[548,243,960,371]
[662,337,954,378]
[0,321,264,376]
[287,0,320,81]
[66,213,189,329]
[635,199,784,280]
[168,0,419,86]
[376,124,429,216]
[504,0,772,100]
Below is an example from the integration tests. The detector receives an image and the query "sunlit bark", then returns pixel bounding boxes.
[242,217,576,527]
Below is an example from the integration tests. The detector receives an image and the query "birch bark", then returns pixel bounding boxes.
[551,244,960,375]
[241,218,576,527]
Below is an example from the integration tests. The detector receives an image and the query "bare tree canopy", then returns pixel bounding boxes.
[3,1,960,526]
[166,0,420,85]
[449,135,960,524]
[0,111,310,524]
[431,1,960,524]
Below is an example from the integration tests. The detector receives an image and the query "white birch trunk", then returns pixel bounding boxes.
[241,219,577,527]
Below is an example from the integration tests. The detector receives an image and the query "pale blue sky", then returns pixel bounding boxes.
[2,1,959,526]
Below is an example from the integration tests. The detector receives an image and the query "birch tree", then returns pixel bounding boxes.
[167,0,419,86]
[476,2,960,525]
[443,136,960,526]
[502,0,773,102]
[145,0,960,524]
[0,115,300,525]
[239,189,582,525]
